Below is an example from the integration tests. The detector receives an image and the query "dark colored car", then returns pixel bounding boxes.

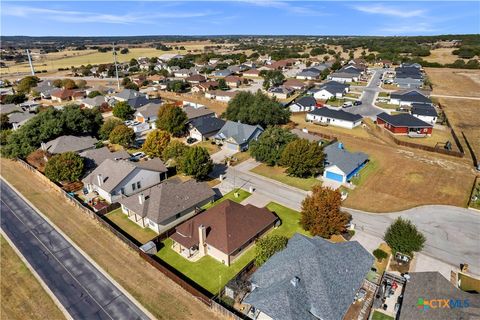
[186,137,197,144]
[353,100,362,106]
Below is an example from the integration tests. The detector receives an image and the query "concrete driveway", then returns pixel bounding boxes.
[210,147,237,164]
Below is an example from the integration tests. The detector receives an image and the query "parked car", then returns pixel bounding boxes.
[130,152,146,162]
[342,101,353,108]
[353,100,362,106]
[186,137,197,144]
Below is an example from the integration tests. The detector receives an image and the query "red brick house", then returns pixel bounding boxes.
[376,112,433,136]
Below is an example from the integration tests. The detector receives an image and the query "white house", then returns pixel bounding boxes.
[410,104,438,125]
[312,81,350,100]
[134,102,161,129]
[82,158,168,203]
[306,107,362,129]
[289,96,317,113]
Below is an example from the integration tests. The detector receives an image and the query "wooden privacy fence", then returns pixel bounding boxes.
[15,159,248,320]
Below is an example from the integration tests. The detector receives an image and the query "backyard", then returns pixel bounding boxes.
[291,113,371,139]
[251,163,321,191]
[349,158,379,187]
[104,209,157,244]
[371,310,394,320]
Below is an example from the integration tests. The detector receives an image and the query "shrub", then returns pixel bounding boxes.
[373,249,388,261]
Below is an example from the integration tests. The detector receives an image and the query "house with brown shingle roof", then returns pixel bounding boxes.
[185,74,206,84]
[225,76,242,88]
[170,200,278,265]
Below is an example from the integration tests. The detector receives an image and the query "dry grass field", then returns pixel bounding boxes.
[0,159,222,320]
[1,236,65,320]
[423,48,463,64]
[426,67,480,97]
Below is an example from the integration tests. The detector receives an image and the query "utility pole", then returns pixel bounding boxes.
[112,42,120,90]
[26,49,35,75]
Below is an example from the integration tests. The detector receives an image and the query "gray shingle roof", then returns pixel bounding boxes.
[80,147,130,168]
[135,102,162,119]
[183,106,215,120]
[295,96,317,108]
[319,81,349,95]
[0,104,22,114]
[390,90,431,104]
[411,104,438,117]
[324,141,368,175]
[214,121,264,144]
[189,117,226,135]
[118,179,215,224]
[244,233,374,320]
[82,95,106,107]
[8,111,36,124]
[399,272,480,320]
[309,107,363,122]
[114,89,146,101]
[44,135,98,154]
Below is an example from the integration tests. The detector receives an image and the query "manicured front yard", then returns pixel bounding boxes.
[266,202,310,238]
[104,208,157,244]
[229,151,251,166]
[375,101,399,109]
[372,310,394,320]
[251,163,321,191]
[202,189,251,210]
[156,238,256,294]
[195,140,221,155]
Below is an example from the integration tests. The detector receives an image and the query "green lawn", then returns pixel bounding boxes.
[202,189,251,210]
[266,202,310,238]
[325,98,348,107]
[350,158,379,187]
[251,163,321,191]
[195,140,221,155]
[378,92,390,98]
[375,101,399,110]
[104,209,157,244]
[156,238,256,294]
[372,310,394,320]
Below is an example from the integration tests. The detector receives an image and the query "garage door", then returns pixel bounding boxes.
[226,142,238,151]
[325,171,344,182]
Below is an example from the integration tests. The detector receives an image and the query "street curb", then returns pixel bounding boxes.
[0,177,157,320]
[1,229,73,320]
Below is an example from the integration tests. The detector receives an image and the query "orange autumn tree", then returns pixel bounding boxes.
[300,185,350,238]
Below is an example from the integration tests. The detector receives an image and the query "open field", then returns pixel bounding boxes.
[1,235,65,320]
[423,48,463,64]
[0,159,221,320]
[393,126,460,151]
[426,67,480,97]
[105,209,157,244]
[251,163,321,191]
[160,91,228,116]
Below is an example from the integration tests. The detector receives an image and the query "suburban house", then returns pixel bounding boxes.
[268,86,294,100]
[118,179,215,234]
[390,90,432,106]
[394,67,424,88]
[170,200,278,266]
[410,103,438,124]
[323,141,369,183]
[214,120,264,151]
[328,66,361,83]
[159,53,184,62]
[85,85,115,96]
[205,90,238,102]
[80,147,130,171]
[111,89,147,102]
[183,105,215,121]
[173,69,193,78]
[296,68,321,80]
[243,233,374,320]
[306,107,363,129]
[1,103,22,114]
[34,81,56,99]
[82,158,168,203]
[42,135,98,154]
[81,95,107,109]
[185,74,206,84]
[399,272,480,320]
[8,111,36,130]
[225,76,242,88]
[134,102,162,128]
[191,81,219,93]
[283,79,306,91]
[212,69,232,77]
[51,89,85,102]
[188,117,226,141]
[376,112,433,136]
[243,69,260,78]
[289,96,317,112]
[312,81,350,100]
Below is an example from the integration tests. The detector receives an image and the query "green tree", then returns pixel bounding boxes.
[3,93,26,104]
[384,218,426,255]
[179,146,212,180]
[53,79,63,88]
[87,91,103,98]
[120,48,129,54]
[109,124,135,147]
[0,113,10,129]
[218,78,229,90]
[0,129,12,145]
[142,130,171,158]
[224,91,290,127]
[99,118,123,140]
[373,249,388,261]
[155,104,187,136]
[61,104,103,135]
[280,139,324,177]
[162,140,189,163]
[16,76,40,94]
[249,127,297,166]
[260,70,285,90]
[112,101,134,120]
[255,235,288,266]
[44,152,84,183]
[62,79,77,90]
[76,79,87,89]
[300,185,350,238]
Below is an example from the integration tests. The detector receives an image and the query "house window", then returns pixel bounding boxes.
[137,181,141,189]
[132,183,136,191]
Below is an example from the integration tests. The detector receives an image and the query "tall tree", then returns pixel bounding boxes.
[224,91,290,128]
[109,124,135,147]
[142,130,171,158]
[260,70,285,90]
[16,76,40,94]
[44,152,84,183]
[99,118,123,140]
[280,139,324,178]
[155,104,187,137]
[162,140,189,163]
[300,186,350,238]
[179,146,212,180]
[384,218,426,255]
[249,127,297,166]
[112,101,134,120]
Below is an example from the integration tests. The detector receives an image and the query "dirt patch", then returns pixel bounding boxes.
[0,159,221,320]
[425,68,480,97]
[424,48,463,64]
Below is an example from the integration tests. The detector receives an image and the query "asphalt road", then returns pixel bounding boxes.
[214,159,480,276]
[344,68,385,119]
[0,181,150,320]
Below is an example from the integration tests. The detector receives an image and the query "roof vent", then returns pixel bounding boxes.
[290,276,300,287]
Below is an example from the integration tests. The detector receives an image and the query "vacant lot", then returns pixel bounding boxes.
[426,67,480,97]
[0,159,221,320]
[251,163,321,191]
[1,236,65,320]
[424,48,463,64]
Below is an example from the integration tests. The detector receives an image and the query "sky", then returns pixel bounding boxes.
[1,1,479,36]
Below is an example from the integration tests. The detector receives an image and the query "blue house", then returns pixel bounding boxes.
[323,141,368,183]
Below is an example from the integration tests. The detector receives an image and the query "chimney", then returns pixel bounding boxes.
[97,174,103,186]
[138,193,144,205]
[290,276,300,287]
[198,225,207,256]
[40,142,47,152]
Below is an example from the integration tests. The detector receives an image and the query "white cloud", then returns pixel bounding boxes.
[2,5,215,24]
[381,23,438,35]
[238,0,328,16]
[354,4,425,18]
